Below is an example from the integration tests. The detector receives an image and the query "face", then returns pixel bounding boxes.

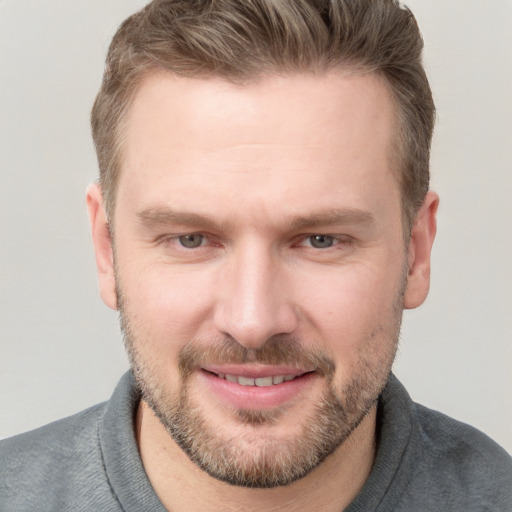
[88,70,436,488]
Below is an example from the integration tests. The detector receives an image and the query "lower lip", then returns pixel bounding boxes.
[198,370,317,410]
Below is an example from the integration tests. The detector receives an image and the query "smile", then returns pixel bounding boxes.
[199,368,317,410]
[214,373,305,386]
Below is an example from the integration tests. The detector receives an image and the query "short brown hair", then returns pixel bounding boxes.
[91,0,435,232]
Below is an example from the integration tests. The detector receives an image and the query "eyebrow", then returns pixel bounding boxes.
[287,209,375,231]
[137,207,230,231]
[136,206,375,232]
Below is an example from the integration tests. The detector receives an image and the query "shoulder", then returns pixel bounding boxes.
[372,376,512,511]
[414,402,511,471]
[409,402,512,509]
[0,402,121,510]
[0,401,106,468]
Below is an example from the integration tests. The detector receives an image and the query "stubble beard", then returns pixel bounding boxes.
[117,276,405,488]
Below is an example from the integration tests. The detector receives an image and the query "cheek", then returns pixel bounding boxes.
[293,262,404,349]
[119,261,216,347]
[295,267,403,394]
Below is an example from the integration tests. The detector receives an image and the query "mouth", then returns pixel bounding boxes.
[198,366,317,410]
[204,370,309,387]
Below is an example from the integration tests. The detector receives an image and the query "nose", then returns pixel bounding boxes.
[213,242,299,350]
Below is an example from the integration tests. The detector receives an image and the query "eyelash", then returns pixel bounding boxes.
[159,233,351,251]
[159,233,211,250]
[297,234,348,249]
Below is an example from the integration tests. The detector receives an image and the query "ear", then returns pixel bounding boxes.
[404,190,439,309]
[86,182,117,310]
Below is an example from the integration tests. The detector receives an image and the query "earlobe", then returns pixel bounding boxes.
[86,183,118,310]
[403,191,439,310]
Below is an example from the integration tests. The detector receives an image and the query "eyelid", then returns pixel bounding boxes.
[155,232,353,250]
[294,234,352,247]
[158,231,220,248]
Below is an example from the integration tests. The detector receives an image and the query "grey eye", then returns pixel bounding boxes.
[309,235,334,248]
[178,234,204,248]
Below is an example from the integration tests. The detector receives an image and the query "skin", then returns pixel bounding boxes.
[87,70,438,511]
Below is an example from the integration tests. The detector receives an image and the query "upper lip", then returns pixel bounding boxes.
[201,365,314,379]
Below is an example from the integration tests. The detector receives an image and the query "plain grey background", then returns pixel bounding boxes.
[1,1,511,454]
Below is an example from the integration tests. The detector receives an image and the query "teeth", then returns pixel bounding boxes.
[219,373,299,386]
[255,377,273,387]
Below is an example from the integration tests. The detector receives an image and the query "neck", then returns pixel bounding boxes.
[136,402,377,512]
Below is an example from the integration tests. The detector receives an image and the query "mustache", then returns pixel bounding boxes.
[178,335,336,380]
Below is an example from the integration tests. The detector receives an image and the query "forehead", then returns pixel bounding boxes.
[122,69,396,152]
[117,70,400,227]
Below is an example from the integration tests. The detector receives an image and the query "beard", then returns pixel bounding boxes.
[117,271,405,488]
[119,320,402,488]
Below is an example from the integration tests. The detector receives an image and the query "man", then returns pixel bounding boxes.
[1,0,511,510]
